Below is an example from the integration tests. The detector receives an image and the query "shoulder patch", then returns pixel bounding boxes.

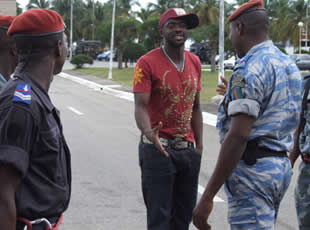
[13,83,31,105]
[230,74,245,100]
[231,75,245,89]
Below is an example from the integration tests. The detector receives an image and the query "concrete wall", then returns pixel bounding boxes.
[0,0,16,16]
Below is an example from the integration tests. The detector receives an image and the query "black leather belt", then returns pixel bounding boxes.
[242,139,287,165]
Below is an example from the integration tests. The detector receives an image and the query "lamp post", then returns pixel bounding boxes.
[69,0,73,61]
[218,0,224,84]
[108,0,116,80]
[92,0,95,40]
[298,21,304,54]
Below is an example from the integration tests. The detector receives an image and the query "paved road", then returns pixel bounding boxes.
[49,74,300,230]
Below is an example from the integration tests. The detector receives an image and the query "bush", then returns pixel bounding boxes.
[71,54,93,68]
[278,47,287,54]
[295,49,310,54]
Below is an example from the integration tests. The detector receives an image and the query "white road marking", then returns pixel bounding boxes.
[198,184,225,202]
[59,72,134,102]
[67,106,84,115]
[59,72,218,127]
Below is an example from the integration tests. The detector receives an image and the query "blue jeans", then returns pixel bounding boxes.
[139,142,202,230]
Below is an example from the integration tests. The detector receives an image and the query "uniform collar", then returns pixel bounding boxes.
[13,71,54,112]
[246,40,273,57]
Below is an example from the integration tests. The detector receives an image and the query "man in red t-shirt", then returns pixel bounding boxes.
[133,8,203,230]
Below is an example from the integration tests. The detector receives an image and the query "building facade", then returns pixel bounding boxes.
[0,0,16,16]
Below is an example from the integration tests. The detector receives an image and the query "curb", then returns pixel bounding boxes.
[58,72,218,127]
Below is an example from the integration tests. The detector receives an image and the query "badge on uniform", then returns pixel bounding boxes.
[231,75,245,100]
[13,83,31,105]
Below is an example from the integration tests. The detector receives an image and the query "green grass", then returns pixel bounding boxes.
[74,67,233,102]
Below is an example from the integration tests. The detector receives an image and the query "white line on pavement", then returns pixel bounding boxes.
[67,106,84,115]
[58,72,217,127]
[198,185,225,202]
[59,72,134,102]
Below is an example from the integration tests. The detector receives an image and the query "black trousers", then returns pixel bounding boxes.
[139,142,202,230]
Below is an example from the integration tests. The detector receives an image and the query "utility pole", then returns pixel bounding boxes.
[108,0,116,80]
[70,0,73,61]
[218,0,224,84]
[307,0,309,50]
[92,0,95,40]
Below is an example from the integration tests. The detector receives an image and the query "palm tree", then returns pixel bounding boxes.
[51,0,86,42]
[193,0,220,71]
[269,0,308,49]
[26,0,50,9]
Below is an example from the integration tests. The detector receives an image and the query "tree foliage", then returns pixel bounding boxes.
[24,0,310,69]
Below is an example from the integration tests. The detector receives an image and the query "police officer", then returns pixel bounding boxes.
[0,9,71,230]
[193,0,302,229]
[289,74,310,229]
[0,15,17,89]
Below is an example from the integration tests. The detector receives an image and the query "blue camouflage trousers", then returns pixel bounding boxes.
[224,157,292,230]
[295,162,310,230]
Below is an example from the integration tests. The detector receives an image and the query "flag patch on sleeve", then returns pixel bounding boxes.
[13,83,31,105]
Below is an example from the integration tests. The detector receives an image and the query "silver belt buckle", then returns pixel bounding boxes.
[159,137,169,146]
[142,135,169,146]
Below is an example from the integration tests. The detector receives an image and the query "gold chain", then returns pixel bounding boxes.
[161,46,185,72]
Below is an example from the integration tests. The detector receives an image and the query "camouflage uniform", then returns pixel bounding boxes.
[295,77,310,229]
[295,162,310,229]
[217,40,302,229]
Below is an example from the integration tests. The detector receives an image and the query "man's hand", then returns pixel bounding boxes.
[216,76,228,96]
[195,145,203,154]
[144,122,169,157]
[193,197,213,230]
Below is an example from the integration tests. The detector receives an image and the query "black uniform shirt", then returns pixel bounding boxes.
[0,72,71,219]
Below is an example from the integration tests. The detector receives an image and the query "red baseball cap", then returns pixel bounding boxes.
[159,8,199,32]
[228,0,264,22]
[8,9,65,37]
[0,15,15,30]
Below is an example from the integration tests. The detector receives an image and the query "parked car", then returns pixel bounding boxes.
[97,51,114,61]
[224,56,236,70]
[290,54,310,71]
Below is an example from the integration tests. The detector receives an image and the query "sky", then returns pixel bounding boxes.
[16,0,158,10]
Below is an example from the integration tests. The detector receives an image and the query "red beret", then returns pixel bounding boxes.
[0,15,15,30]
[7,9,65,37]
[228,0,264,22]
[159,8,199,32]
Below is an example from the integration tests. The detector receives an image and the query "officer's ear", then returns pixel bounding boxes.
[55,39,64,57]
[236,21,244,36]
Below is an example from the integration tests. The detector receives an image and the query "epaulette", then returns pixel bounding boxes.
[13,83,32,105]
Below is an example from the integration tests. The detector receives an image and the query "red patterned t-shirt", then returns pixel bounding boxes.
[133,47,202,143]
